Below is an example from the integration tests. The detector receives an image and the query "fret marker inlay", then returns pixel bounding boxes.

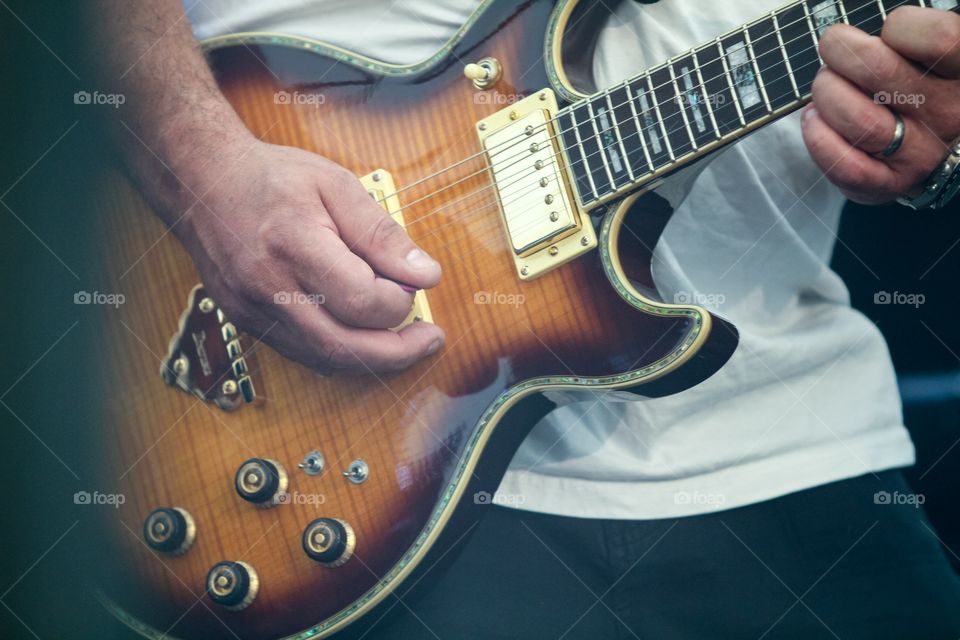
[680,66,708,133]
[727,43,762,109]
[811,0,842,34]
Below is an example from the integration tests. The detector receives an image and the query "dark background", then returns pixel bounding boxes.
[1,2,958,638]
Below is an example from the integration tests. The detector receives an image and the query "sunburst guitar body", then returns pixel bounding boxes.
[87,0,740,637]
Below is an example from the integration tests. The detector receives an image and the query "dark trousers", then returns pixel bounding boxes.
[343,470,960,639]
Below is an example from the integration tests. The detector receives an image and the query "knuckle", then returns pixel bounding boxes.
[932,18,960,59]
[257,218,295,261]
[324,169,363,207]
[318,336,354,369]
[829,159,870,191]
[343,289,373,322]
[857,109,891,146]
[891,173,915,196]
[870,51,899,84]
[222,259,276,305]
[817,25,841,58]
[368,213,407,249]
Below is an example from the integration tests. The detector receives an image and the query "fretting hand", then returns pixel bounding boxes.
[802,6,960,204]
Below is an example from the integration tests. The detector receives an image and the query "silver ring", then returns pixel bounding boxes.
[880,112,906,158]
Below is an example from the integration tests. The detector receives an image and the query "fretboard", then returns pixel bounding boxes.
[559,0,960,207]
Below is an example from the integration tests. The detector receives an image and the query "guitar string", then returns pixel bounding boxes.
[372,1,887,206]
[393,18,891,236]
[399,14,906,253]
[394,3,937,260]
[370,7,831,209]
[370,0,912,212]
[368,10,909,233]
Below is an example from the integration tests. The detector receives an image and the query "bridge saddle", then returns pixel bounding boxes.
[359,169,433,329]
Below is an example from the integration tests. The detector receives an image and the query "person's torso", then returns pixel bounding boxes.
[185,0,914,518]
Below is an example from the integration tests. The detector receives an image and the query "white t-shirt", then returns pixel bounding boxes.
[186,0,915,519]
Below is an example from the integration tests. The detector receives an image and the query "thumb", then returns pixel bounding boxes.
[329,176,442,290]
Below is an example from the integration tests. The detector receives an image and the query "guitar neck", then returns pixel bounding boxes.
[559,0,960,208]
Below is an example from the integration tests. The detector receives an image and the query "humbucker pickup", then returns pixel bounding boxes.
[476,89,597,281]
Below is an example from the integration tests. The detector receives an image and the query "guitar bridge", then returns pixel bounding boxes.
[476,89,597,281]
[161,285,261,411]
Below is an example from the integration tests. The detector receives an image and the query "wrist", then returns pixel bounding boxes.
[128,103,256,227]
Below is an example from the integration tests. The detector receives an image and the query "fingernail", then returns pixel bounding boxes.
[426,338,443,355]
[406,248,438,270]
[803,106,818,123]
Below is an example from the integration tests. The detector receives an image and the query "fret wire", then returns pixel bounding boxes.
[646,73,675,162]
[388,0,920,224]
[717,38,747,125]
[838,0,851,23]
[773,11,802,98]
[668,64,699,151]
[554,0,899,177]
[625,84,655,173]
[692,51,722,139]
[569,108,599,200]
[586,98,618,189]
[877,0,887,18]
[548,0,903,152]
[490,0,912,207]
[552,0,901,150]
[803,1,822,61]
[502,15,892,214]
[606,92,636,182]
[743,27,773,112]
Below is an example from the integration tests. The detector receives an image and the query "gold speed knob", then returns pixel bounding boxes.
[206,560,259,611]
[143,507,196,555]
[302,518,355,567]
[234,458,288,507]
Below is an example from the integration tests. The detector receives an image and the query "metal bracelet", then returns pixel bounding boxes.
[897,136,960,211]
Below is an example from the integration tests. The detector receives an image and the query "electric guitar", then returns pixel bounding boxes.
[88,0,951,637]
